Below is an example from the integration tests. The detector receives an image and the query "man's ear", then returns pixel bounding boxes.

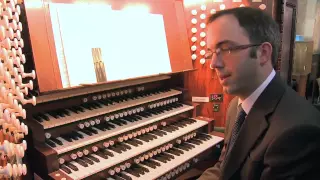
[259,42,272,65]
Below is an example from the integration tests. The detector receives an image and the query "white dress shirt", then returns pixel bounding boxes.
[238,70,276,114]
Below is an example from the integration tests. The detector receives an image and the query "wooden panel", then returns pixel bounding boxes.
[277,0,297,85]
[23,0,193,93]
[23,0,62,92]
[182,0,278,128]
[174,1,193,70]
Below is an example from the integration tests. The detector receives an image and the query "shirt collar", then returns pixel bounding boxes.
[238,69,276,114]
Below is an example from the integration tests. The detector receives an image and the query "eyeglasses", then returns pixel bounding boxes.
[205,43,261,59]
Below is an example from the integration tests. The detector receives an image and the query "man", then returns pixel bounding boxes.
[198,7,320,180]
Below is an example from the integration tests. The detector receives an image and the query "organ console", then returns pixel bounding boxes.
[24,75,224,180]
[0,0,298,179]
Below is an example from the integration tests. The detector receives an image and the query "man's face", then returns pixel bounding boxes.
[206,15,259,96]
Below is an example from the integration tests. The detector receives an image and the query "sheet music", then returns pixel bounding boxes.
[49,3,172,88]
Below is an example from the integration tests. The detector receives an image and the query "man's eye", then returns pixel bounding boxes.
[220,44,231,50]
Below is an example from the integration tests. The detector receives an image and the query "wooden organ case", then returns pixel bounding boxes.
[8,0,297,180]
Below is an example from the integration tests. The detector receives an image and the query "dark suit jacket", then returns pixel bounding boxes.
[198,75,320,180]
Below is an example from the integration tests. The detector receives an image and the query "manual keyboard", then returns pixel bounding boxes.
[33,89,182,129]
[46,103,194,154]
[51,119,209,179]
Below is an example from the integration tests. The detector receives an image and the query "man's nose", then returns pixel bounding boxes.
[211,54,224,69]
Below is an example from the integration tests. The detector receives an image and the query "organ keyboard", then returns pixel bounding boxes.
[25,76,224,179]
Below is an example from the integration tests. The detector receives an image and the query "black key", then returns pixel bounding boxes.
[62,109,70,116]
[134,115,142,120]
[167,149,181,156]
[75,106,85,112]
[68,107,79,113]
[149,131,163,137]
[119,172,133,180]
[94,124,106,131]
[160,127,173,133]
[93,102,102,108]
[155,129,167,135]
[163,153,175,160]
[48,111,58,118]
[61,135,73,142]
[98,100,108,106]
[109,146,124,153]
[111,120,123,126]
[198,133,212,140]
[122,117,134,122]
[102,149,114,157]
[136,164,150,172]
[33,115,43,122]
[88,155,100,162]
[172,148,184,154]
[188,139,202,145]
[121,143,132,150]
[149,159,161,166]
[136,136,149,142]
[138,112,149,118]
[177,144,190,151]
[75,159,88,167]
[82,157,94,165]
[45,139,56,147]
[96,151,109,159]
[131,166,145,175]
[106,122,116,128]
[131,139,143,145]
[69,133,79,141]
[153,156,167,163]
[158,154,171,161]
[183,143,195,149]
[56,109,65,117]
[118,119,128,125]
[142,161,156,169]
[61,165,72,174]
[66,163,78,171]
[168,125,179,131]
[38,113,49,121]
[126,169,140,177]
[73,131,84,139]
[51,138,63,145]
[113,175,126,180]
[86,127,98,134]
[143,134,155,141]
[81,129,93,136]
[126,140,139,147]
[146,134,157,139]
[81,104,93,110]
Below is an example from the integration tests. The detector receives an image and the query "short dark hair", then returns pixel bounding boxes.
[207,7,281,67]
